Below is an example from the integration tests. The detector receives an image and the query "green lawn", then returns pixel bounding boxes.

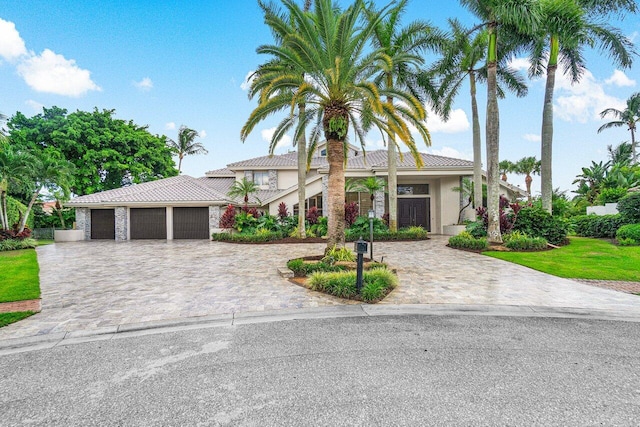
[486,237,640,282]
[0,311,35,328]
[35,239,54,246]
[0,249,41,303]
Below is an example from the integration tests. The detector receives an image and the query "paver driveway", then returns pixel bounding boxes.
[1,237,639,339]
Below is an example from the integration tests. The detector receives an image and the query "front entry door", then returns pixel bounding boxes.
[398,198,430,231]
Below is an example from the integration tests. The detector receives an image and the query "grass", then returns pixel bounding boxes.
[0,249,41,303]
[486,237,640,282]
[36,239,54,246]
[0,311,35,328]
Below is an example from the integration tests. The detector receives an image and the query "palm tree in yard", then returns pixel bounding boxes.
[227,177,260,210]
[166,125,208,173]
[513,156,541,202]
[499,159,515,182]
[461,0,541,244]
[0,142,32,230]
[365,0,438,232]
[434,19,528,210]
[529,0,636,213]
[242,0,430,250]
[359,176,387,203]
[598,92,640,164]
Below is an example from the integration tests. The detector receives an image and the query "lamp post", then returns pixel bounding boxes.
[368,209,375,261]
[354,237,368,293]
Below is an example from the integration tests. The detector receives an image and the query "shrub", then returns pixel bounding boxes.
[279,214,298,235]
[344,202,359,227]
[306,206,320,225]
[616,223,640,243]
[465,220,487,238]
[309,216,328,237]
[618,238,639,246]
[0,238,37,252]
[277,202,289,220]
[344,226,428,241]
[348,216,388,236]
[257,214,279,232]
[503,231,548,251]
[323,245,356,263]
[286,259,345,277]
[512,206,568,245]
[618,192,640,224]
[219,204,236,229]
[307,266,397,302]
[448,231,488,250]
[571,214,627,238]
[211,231,283,243]
[597,187,628,204]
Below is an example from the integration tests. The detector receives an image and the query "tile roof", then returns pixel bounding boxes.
[204,167,235,177]
[341,150,473,170]
[67,175,230,205]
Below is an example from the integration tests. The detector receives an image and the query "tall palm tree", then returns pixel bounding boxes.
[0,142,32,231]
[227,177,260,210]
[607,141,633,165]
[598,92,640,164]
[572,160,610,203]
[242,0,430,250]
[513,156,541,201]
[499,159,516,182]
[365,0,438,232]
[435,19,528,210]
[166,125,208,173]
[461,0,541,244]
[530,0,636,213]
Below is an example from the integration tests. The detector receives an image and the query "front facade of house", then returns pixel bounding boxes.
[67,144,525,240]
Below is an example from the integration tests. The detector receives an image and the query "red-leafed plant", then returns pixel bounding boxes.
[306,206,320,225]
[242,207,261,218]
[220,205,236,229]
[277,202,289,220]
[475,196,523,235]
[344,202,359,227]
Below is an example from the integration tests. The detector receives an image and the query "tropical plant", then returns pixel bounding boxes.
[461,0,541,244]
[607,141,634,166]
[435,18,528,209]
[513,156,541,201]
[242,0,430,251]
[617,192,640,223]
[227,177,260,209]
[452,177,474,224]
[358,177,387,203]
[499,159,516,182]
[528,0,637,213]
[599,92,640,164]
[0,142,32,231]
[166,125,208,173]
[572,160,611,203]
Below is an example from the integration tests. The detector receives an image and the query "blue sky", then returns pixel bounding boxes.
[1,1,639,196]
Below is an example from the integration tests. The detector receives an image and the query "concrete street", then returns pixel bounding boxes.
[2,314,640,426]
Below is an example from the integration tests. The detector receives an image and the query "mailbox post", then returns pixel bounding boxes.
[354,237,368,293]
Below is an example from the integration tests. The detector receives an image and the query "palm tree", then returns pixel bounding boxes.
[461,0,541,244]
[572,160,610,203]
[513,156,541,201]
[530,0,636,213]
[598,92,640,164]
[242,0,430,250]
[0,143,33,231]
[227,177,260,210]
[435,18,528,210]
[499,159,515,182]
[452,177,474,224]
[366,0,438,232]
[166,125,208,173]
[607,141,633,165]
[358,177,387,203]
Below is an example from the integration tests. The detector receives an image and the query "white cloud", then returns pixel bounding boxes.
[0,18,27,62]
[17,49,101,97]
[363,138,386,150]
[199,130,207,138]
[240,70,255,91]
[426,108,470,134]
[134,77,153,91]
[261,127,292,148]
[554,69,625,123]
[523,133,541,142]
[25,99,44,112]
[429,146,472,160]
[605,70,636,87]
[165,122,176,130]
[509,57,530,72]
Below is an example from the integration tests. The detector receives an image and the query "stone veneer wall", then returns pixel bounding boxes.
[374,190,385,218]
[244,171,253,182]
[75,207,91,240]
[209,205,221,229]
[321,175,328,216]
[114,207,127,241]
[268,169,278,190]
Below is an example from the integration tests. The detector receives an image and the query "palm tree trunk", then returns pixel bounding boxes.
[470,72,483,209]
[485,24,502,244]
[631,125,637,164]
[326,138,345,250]
[177,155,183,174]
[297,103,307,238]
[0,190,7,230]
[525,174,533,202]
[387,91,398,232]
[541,65,556,214]
[18,190,39,233]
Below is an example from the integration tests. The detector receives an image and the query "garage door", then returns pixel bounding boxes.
[173,207,209,239]
[130,208,167,239]
[91,209,115,239]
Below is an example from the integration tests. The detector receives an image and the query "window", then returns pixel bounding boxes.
[320,148,327,156]
[397,184,429,195]
[293,195,323,216]
[253,171,269,188]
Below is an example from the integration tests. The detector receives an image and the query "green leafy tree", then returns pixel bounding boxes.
[572,160,610,203]
[227,177,260,210]
[242,0,430,250]
[358,177,387,203]
[513,156,541,201]
[598,92,640,163]
[499,159,516,182]
[529,0,636,213]
[0,142,32,231]
[8,107,178,196]
[435,18,528,209]
[461,0,541,244]
[166,125,208,173]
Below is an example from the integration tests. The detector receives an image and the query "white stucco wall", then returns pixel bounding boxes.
[268,179,323,216]
[277,170,298,189]
[586,203,619,215]
[439,176,461,231]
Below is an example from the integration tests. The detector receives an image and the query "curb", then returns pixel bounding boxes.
[2,304,640,355]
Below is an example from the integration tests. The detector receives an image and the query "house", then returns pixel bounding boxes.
[67,143,525,240]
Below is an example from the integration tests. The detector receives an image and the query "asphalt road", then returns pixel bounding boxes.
[1,314,640,426]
